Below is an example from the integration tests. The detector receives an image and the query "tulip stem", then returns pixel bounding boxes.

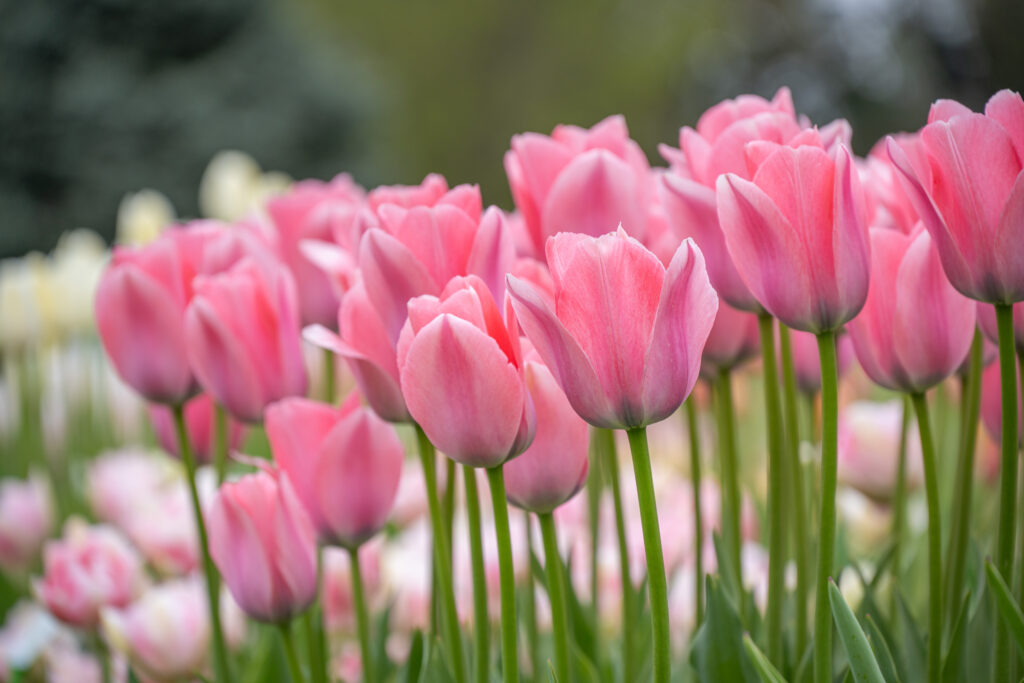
[278,620,305,683]
[714,370,744,609]
[524,517,542,681]
[944,330,982,636]
[910,392,942,683]
[813,330,838,683]
[323,348,335,404]
[780,325,810,656]
[213,403,228,485]
[625,426,670,683]
[463,466,491,683]
[585,434,603,656]
[685,398,704,625]
[173,404,232,683]
[539,512,571,683]
[994,303,1019,683]
[486,466,519,683]
[891,395,911,621]
[758,315,786,665]
[599,427,635,678]
[414,424,467,683]
[348,545,375,683]
[304,546,328,683]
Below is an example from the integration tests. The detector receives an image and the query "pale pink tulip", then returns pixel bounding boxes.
[848,227,975,392]
[837,400,923,500]
[207,468,318,623]
[368,174,481,218]
[148,394,245,464]
[699,300,761,379]
[266,393,403,547]
[981,361,1024,447]
[977,302,1024,354]
[507,228,718,429]
[0,474,52,572]
[786,328,855,395]
[321,543,384,632]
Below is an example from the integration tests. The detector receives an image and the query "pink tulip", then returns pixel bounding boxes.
[787,329,855,395]
[34,520,143,628]
[716,133,871,333]
[0,474,53,572]
[266,174,366,327]
[368,174,482,218]
[837,400,924,500]
[504,359,590,513]
[321,544,384,632]
[862,135,927,234]
[505,115,651,257]
[148,394,246,464]
[981,361,1024,447]
[699,300,761,379]
[887,90,1024,304]
[101,578,210,681]
[507,228,718,429]
[184,259,307,422]
[398,275,535,468]
[848,227,975,393]
[977,302,1024,354]
[266,393,404,547]
[207,468,318,622]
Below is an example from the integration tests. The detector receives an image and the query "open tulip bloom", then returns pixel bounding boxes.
[32,86,1024,683]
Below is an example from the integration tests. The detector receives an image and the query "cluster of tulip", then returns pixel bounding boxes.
[2,86,1023,683]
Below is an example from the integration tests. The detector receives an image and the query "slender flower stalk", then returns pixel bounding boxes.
[714,370,744,604]
[213,403,228,485]
[910,392,942,683]
[779,325,809,655]
[485,466,518,683]
[684,399,704,625]
[524,518,541,682]
[585,437,603,654]
[891,396,911,619]
[463,467,490,683]
[323,347,335,405]
[278,621,305,683]
[813,330,839,683]
[944,331,983,631]
[758,314,786,664]
[172,405,232,683]
[304,547,329,683]
[994,303,1020,683]
[349,545,375,683]
[444,459,457,571]
[599,427,634,677]
[538,512,571,683]
[625,427,670,683]
[414,425,467,683]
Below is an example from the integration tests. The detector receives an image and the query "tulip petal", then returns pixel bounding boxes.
[831,146,871,325]
[986,90,1024,163]
[208,493,274,621]
[358,229,438,343]
[467,207,516,306]
[541,150,645,241]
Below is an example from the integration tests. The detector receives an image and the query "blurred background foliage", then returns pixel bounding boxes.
[1,0,1021,258]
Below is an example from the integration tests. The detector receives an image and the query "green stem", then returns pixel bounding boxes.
[715,369,744,606]
[625,426,670,683]
[1017,349,1024,609]
[213,403,228,485]
[891,395,911,621]
[585,432,603,655]
[415,424,467,683]
[780,325,810,656]
[910,392,942,683]
[444,458,457,575]
[323,347,336,404]
[173,405,232,683]
[600,427,635,678]
[304,547,328,683]
[349,545,375,683]
[685,398,704,625]
[944,331,983,636]
[994,303,1019,683]
[539,512,571,683]
[486,466,519,683]
[278,620,305,683]
[464,466,491,683]
[758,315,786,664]
[93,633,111,683]
[524,516,541,682]
[813,330,838,683]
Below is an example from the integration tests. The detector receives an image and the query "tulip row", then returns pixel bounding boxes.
[2,86,1023,683]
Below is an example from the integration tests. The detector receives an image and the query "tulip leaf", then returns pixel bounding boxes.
[941,591,970,683]
[743,632,789,683]
[690,575,759,683]
[985,559,1024,657]
[864,614,901,683]
[404,630,425,683]
[828,580,885,683]
[572,643,601,683]
[895,591,926,683]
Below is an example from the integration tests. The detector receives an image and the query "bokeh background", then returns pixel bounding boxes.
[2,0,1022,259]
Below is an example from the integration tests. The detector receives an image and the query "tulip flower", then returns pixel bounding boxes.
[981,360,1024,447]
[0,474,53,573]
[184,259,307,423]
[699,300,761,379]
[207,468,318,623]
[977,302,1024,354]
[787,329,854,396]
[34,520,143,628]
[266,393,404,548]
[148,394,246,465]
[837,401,923,500]
[505,115,652,257]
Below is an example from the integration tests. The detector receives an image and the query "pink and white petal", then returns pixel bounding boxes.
[995,174,1024,303]
[928,99,974,124]
[358,229,439,343]
[208,493,275,621]
[541,150,645,242]
[986,90,1024,163]
[831,146,871,325]
[467,207,517,305]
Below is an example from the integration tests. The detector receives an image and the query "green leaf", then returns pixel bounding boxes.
[549,660,559,683]
[828,580,885,683]
[404,630,425,683]
[985,559,1024,657]
[712,532,742,607]
[864,614,901,683]
[689,576,759,683]
[743,633,788,683]
[895,591,926,683]
[572,643,601,683]
[941,591,970,683]
[420,637,457,683]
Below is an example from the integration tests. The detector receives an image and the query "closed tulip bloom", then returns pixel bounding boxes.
[148,394,246,464]
[184,259,307,423]
[977,301,1024,353]
[266,393,404,547]
[0,474,53,572]
[699,300,761,379]
[504,359,590,513]
[207,468,318,622]
[101,578,210,681]
[505,115,651,257]
[981,360,1024,447]
[716,135,871,333]
[368,173,482,217]
[848,227,975,393]
[507,227,718,429]
[34,520,144,628]
[838,400,923,500]
[887,90,1024,304]
[399,275,536,468]
[788,329,855,395]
